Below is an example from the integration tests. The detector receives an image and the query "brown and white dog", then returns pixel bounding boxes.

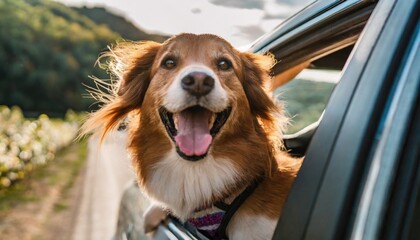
[82,33,302,239]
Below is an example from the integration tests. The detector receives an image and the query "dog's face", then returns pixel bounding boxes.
[84,33,285,217]
[148,34,252,161]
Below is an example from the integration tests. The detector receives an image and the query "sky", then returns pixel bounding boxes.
[55,0,314,47]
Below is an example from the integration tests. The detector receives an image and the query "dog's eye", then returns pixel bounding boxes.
[218,59,231,71]
[163,58,176,69]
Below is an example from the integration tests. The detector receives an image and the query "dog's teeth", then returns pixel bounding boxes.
[174,113,179,130]
[209,113,216,129]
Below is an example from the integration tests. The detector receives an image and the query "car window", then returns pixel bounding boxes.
[274,46,352,134]
[276,68,339,134]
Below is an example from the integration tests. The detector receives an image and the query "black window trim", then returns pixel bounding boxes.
[269,3,373,74]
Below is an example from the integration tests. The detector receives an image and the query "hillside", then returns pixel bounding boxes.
[72,6,169,42]
[0,0,167,116]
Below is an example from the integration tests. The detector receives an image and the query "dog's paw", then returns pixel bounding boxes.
[143,204,168,233]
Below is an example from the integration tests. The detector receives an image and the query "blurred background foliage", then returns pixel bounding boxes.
[278,79,335,133]
[0,0,167,117]
[0,0,168,190]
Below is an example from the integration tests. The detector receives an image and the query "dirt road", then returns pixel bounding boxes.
[72,131,135,240]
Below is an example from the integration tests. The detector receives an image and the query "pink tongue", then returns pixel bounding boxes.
[174,108,213,156]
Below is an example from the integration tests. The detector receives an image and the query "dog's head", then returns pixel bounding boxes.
[82,33,287,215]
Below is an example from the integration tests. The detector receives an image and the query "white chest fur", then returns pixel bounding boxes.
[147,150,240,220]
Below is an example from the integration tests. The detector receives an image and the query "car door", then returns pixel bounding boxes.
[260,0,420,239]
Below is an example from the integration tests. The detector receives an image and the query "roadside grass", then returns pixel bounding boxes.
[0,139,87,216]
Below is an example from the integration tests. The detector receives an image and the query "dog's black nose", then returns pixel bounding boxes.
[181,71,215,97]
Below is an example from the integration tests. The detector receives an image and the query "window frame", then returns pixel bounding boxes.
[250,0,376,74]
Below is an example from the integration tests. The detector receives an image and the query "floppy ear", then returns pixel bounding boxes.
[241,52,287,150]
[80,41,161,140]
[115,41,162,104]
[241,52,276,120]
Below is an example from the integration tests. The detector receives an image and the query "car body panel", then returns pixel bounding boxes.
[274,0,419,239]
[351,21,420,240]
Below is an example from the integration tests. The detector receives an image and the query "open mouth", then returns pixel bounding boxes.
[159,106,231,161]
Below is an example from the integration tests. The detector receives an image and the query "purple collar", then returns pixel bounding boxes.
[188,208,225,238]
[186,179,261,239]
